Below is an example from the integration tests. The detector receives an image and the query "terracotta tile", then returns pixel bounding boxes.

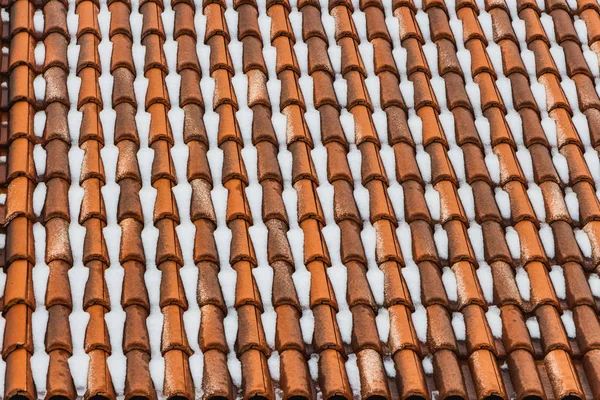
[393,5,424,43]
[583,350,600,398]
[426,303,457,351]
[468,349,507,398]
[526,261,559,308]
[392,349,429,398]
[10,0,600,396]
[552,221,584,265]
[529,40,559,78]
[437,38,463,76]
[500,41,527,77]
[431,349,468,398]
[544,349,584,399]
[318,349,353,399]
[506,349,545,398]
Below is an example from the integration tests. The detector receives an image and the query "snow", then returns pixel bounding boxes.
[531,82,548,113]
[448,146,465,183]
[401,259,421,304]
[539,223,555,259]
[468,223,484,261]
[572,113,590,147]
[526,316,541,339]
[589,274,600,297]
[527,184,546,221]
[375,308,390,343]
[31,223,49,394]
[486,306,502,338]
[33,9,44,33]
[267,352,280,381]
[300,310,315,344]
[516,147,534,182]
[516,267,531,301]
[424,184,440,222]
[345,354,361,397]
[584,148,600,183]
[434,225,448,260]
[549,265,566,299]
[476,262,494,303]
[561,310,576,338]
[458,185,475,221]
[564,188,580,222]
[451,312,466,341]
[33,75,46,102]
[335,307,353,344]
[541,115,558,147]
[505,226,521,260]
[552,150,570,184]
[506,112,524,146]
[441,267,458,302]
[494,187,511,220]
[475,117,491,146]
[383,356,396,378]
[421,355,433,375]
[411,305,427,343]
[415,146,431,182]
[575,229,592,258]
[308,354,319,381]
[485,150,501,184]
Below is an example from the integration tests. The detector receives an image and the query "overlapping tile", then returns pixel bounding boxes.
[302,1,417,397]
[4,0,600,398]
[481,0,596,396]
[202,0,273,397]
[42,0,76,397]
[74,0,116,395]
[110,0,156,397]
[4,0,37,396]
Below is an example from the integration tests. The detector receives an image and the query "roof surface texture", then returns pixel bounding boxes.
[3,0,600,398]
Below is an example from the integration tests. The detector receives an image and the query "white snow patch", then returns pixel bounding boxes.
[495,187,511,220]
[442,267,458,302]
[589,274,600,297]
[549,265,566,299]
[486,306,502,338]
[539,223,555,259]
[516,267,531,301]
[452,312,466,340]
[505,226,521,260]
[526,316,540,339]
[411,305,427,343]
[434,225,448,260]
[575,229,592,257]
[476,262,494,303]
[561,310,576,338]
[564,188,580,222]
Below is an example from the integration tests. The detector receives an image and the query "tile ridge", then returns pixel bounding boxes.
[4,0,37,396]
[422,3,543,398]
[238,2,313,398]
[325,2,418,398]
[486,1,598,396]
[140,0,194,396]
[109,0,157,397]
[396,2,509,398]
[74,0,117,396]
[266,2,353,398]
[177,1,235,398]
[203,1,274,398]
[40,0,77,396]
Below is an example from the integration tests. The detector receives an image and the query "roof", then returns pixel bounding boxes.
[2,0,600,398]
